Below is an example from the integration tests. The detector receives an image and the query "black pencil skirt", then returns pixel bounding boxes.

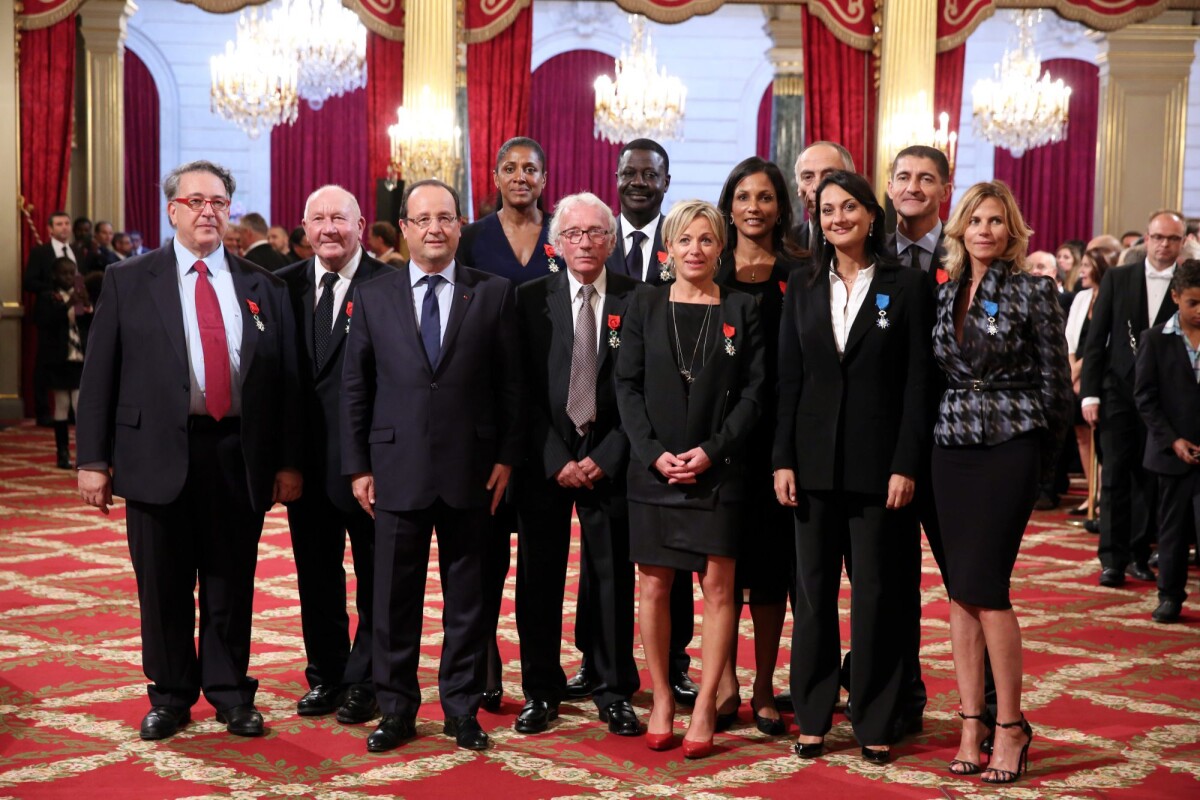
[931,433,1041,610]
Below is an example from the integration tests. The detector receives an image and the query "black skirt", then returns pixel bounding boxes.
[629,499,739,572]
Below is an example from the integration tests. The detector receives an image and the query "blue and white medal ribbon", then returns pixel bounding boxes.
[875,293,891,329]
[982,300,999,336]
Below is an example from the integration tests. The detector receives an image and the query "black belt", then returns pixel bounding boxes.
[948,380,1037,392]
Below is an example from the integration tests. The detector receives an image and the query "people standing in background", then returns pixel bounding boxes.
[1065,249,1112,516]
[25,211,83,427]
[240,212,291,272]
[367,221,407,266]
[269,225,291,256]
[290,226,314,262]
[36,257,92,468]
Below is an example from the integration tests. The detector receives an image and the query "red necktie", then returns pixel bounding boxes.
[193,261,231,420]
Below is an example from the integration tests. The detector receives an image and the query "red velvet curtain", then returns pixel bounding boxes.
[466,8,532,220]
[366,32,403,223]
[993,59,1099,254]
[756,84,773,161]
[19,16,76,417]
[124,49,160,247]
[801,7,875,181]
[934,44,965,217]
[529,50,622,213]
[270,88,370,233]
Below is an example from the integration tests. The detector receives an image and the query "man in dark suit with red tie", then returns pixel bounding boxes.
[341,179,522,753]
[75,160,302,740]
[513,192,648,737]
[278,185,394,724]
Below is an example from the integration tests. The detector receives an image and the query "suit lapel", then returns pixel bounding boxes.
[229,254,260,380]
[318,252,379,378]
[548,271,574,351]
[809,271,839,357]
[388,271,429,372]
[597,275,632,375]
[298,260,317,371]
[147,245,189,371]
[1153,268,1178,325]
[436,268,476,375]
[1131,264,1150,333]
[843,267,896,357]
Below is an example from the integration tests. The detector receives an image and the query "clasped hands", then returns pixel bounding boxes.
[352,463,512,519]
[773,468,915,510]
[654,447,711,485]
[555,457,604,489]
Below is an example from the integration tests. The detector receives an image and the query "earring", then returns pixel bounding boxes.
[868,220,874,237]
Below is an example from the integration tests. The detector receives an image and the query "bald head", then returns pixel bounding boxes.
[302,185,365,271]
[1026,250,1059,282]
[795,142,855,217]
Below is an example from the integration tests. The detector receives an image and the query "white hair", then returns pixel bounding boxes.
[549,192,616,243]
[302,184,362,221]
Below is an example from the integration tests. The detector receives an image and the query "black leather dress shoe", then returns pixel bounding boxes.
[565,665,597,699]
[1127,562,1155,582]
[1152,599,1182,623]
[367,714,417,752]
[480,686,503,713]
[1099,568,1125,588]
[794,739,823,758]
[513,700,558,734]
[336,685,380,724]
[297,684,346,717]
[598,700,642,736]
[140,706,190,740]
[861,746,890,764]
[669,673,699,706]
[1083,518,1101,534]
[215,704,264,737]
[444,715,489,750]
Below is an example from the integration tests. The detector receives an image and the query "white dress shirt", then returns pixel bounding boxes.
[567,267,608,352]
[53,239,76,263]
[174,239,243,416]
[894,220,942,274]
[619,213,661,282]
[313,248,362,329]
[829,263,876,357]
[1145,258,1176,323]
[409,259,456,345]
[1065,287,1093,356]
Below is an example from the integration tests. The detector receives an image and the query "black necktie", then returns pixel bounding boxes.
[314,271,338,370]
[906,246,920,272]
[421,274,444,367]
[626,230,647,279]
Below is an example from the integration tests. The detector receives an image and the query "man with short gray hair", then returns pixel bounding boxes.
[794,141,855,250]
[240,212,290,272]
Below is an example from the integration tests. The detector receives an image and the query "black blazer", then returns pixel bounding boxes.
[1081,261,1177,412]
[243,242,291,272]
[340,264,523,512]
[23,242,82,295]
[615,286,765,508]
[886,229,947,281]
[1135,323,1200,476]
[75,243,302,513]
[774,264,934,494]
[34,290,93,365]
[605,215,669,286]
[279,250,395,513]
[517,270,649,483]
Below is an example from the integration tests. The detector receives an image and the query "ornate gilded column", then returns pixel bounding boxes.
[396,0,460,184]
[0,0,24,418]
[873,0,937,198]
[78,0,136,229]
[764,5,804,197]
[1091,11,1200,236]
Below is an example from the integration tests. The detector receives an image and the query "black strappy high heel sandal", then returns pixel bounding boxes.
[948,709,995,776]
[980,716,1033,784]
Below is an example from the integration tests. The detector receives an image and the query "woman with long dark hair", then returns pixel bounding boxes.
[774,170,934,763]
[1065,248,1111,513]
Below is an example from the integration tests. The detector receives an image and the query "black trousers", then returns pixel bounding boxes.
[1098,405,1157,570]
[125,417,264,712]
[481,502,515,690]
[576,566,694,677]
[515,475,638,709]
[373,502,487,718]
[1156,469,1200,604]
[791,490,917,745]
[286,488,375,689]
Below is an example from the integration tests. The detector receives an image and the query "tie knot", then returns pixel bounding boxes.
[193,260,209,276]
[579,284,595,301]
[423,273,444,290]
[630,230,648,246]
[320,271,339,289]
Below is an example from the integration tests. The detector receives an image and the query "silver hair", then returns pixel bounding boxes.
[303,184,362,221]
[162,160,236,201]
[549,192,616,243]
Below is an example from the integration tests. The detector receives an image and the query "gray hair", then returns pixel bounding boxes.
[162,160,236,200]
[796,141,856,173]
[549,192,616,244]
[303,184,362,221]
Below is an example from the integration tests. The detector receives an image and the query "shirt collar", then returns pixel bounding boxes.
[620,213,659,242]
[567,267,608,300]
[316,247,363,283]
[1145,258,1177,279]
[1164,311,1182,335]
[895,220,942,255]
[174,238,226,278]
[828,263,876,283]
[243,239,269,254]
[409,259,456,288]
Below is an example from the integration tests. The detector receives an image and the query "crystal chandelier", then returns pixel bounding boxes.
[971,11,1071,158]
[594,15,687,145]
[388,85,462,184]
[270,0,366,110]
[210,7,299,140]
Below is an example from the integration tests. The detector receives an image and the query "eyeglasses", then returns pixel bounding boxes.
[172,196,230,214]
[559,228,612,244]
[403,215,459,230]
[1147,234,1183,244]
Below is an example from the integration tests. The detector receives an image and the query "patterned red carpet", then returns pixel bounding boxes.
[1,421,1197,798]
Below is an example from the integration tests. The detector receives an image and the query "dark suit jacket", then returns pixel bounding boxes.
[1081,261,1178,412]
[1135,323,1200,476]
[86,246,121,275]
[34,290,93,366]
[774,264,934,495]
[517,270,648,483]
[340,264,523,512]
[605,215,669,286]
[23,242,83,295]
[76,243,302,513]
[614,286,765,508]
[886,229,947,279]
[243,241,291,272]
[279,250,395,513]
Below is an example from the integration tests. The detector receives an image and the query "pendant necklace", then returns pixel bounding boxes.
[671,293,713,384]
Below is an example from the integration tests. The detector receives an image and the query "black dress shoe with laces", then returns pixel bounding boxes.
[513,700,558,734]
[215,704,264,737]
[669,672,699,706]
[565,665,597,699]
[480,686,503,713]
[367,714,417,752]
[140,706,190,740]
[598,700,642,736]
[336,684,380,724]
[1098,567,1125,587]
[1152,599,1182,623]
[444,715,489,750]
[297,684,347,717]
[1127,562,1155,582]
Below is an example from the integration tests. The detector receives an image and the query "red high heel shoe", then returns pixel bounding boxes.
[682,735,714,759]
[646,730,676,751]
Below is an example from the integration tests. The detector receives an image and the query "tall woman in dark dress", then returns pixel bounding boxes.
[932,181,1071,784]
[712,157,806,734]
[773,170,934,763]
[455,136,554,710]
[616,200,765,757]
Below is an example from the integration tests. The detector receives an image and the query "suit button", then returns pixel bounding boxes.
[430,382,438,390]
[724,457,731,464]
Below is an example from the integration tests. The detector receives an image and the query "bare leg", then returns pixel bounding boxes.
[715,603,742,712]
[639,564,675,736]
[949,598,989,768]
[685,555,736,743]
[979,606,1028,777]
[750,601,785,721]
[1074,424,1092,510]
